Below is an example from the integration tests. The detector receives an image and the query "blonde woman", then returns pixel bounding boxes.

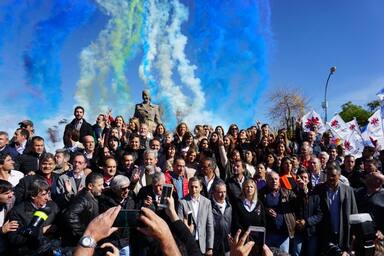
[231,179,266,235]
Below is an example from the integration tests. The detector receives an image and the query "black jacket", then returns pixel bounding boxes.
[231,198,266,235]
[295,189,323,237]
[14,172,60,206]
[6,200,59,256]
[226,175,249,206]
[63,118,94,147]
[211,199,232,255]
[16,152,46,175]
[98,189,136,213]
[62,189,99,246]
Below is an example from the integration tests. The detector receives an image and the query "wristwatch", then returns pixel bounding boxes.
[79,235,97,248]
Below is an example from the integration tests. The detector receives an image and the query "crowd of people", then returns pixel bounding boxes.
[0,94,384,256]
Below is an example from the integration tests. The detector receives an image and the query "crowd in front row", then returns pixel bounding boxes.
[0,105,384,256]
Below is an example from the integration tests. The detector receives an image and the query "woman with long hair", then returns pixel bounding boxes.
[153,123,167,143]
[264,152,279,173]
[215,125,225,138]
[244,149,257,177]
[227,124,239,142]
[174,122,189,147]
[275,141,288,163]
[254,163,267,191]
[279,156,297,191]
[231,179,266,235]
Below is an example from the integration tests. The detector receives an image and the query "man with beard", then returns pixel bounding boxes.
[63,106,93,147]
[62,172,104,246]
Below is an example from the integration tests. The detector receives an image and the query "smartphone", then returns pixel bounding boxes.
[158,184,173,209]
[187,211,193,226]
[113,209,141,228]
[248,226,265,255]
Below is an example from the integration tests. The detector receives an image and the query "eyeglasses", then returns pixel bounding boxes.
[121,186,129,191]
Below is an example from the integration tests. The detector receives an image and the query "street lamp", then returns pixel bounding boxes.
[322,66,336,122]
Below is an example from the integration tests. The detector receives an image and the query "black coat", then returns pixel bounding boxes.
[226,176,249,206]
[16,152,46,175]
[231,198,266,235]
[211,199,232,255]
[14,172,60,206]
[6,200,59,256]
[62,189,99,246]
[98,189,136,213]
[63,118,94,147]
[295,189,323,238]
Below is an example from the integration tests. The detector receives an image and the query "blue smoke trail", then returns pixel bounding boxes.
[188,0,272,127]
[23,0,96,120]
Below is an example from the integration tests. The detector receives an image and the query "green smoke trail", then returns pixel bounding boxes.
[75,0,143,119]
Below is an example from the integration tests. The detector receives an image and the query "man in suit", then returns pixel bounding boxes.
[134,90,162,132]
[178,176,214,256]
[316,163,358,254]
[198,157,222,199]
[63,106,93,147]
[55,153,87,208]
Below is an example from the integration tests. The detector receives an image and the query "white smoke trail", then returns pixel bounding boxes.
[139,0,217,128]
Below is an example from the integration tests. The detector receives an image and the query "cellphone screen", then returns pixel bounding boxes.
[249,230,265,247]
[159,185,173,207]
[187,212,193,226]
[113,210,141,228]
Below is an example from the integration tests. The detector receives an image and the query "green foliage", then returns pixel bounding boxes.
[367,100,380,112]
[339,101,371,126]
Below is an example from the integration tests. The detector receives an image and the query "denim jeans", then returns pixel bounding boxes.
[266,232,290,253]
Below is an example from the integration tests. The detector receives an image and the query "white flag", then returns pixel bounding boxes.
[301,110,326,134]
[346,118,361,135]
[343,130,365,158]
[366,108,384,149]
[327,114,350,139]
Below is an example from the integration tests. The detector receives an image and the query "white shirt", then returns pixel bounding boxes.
[191,196,200,240]
[15,141,27,154]
[204,176,215,193]
[8,170,24,187]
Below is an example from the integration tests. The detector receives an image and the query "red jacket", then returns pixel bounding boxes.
[164,170,189,198]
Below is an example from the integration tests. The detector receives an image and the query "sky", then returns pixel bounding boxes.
[0,0,383,148]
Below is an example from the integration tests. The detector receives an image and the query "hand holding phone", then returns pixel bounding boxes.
[158,184,173,209]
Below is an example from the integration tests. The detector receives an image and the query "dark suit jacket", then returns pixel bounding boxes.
[199,175,223,199]
[63,118,94,147]
[295,189,323,237]
[315,182,358,251]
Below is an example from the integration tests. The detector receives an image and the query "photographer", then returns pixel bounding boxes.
[6,179,59,255]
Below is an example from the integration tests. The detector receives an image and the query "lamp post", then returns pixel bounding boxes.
[322,66,336,122]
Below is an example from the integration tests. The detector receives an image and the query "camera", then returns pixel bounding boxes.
[350,214,376,256]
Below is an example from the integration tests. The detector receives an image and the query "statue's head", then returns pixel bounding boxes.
[142,90,151,103]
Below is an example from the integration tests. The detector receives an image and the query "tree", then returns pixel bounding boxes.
[339,101,371,126]
[268,88,309,132]
[367,100,380,112]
